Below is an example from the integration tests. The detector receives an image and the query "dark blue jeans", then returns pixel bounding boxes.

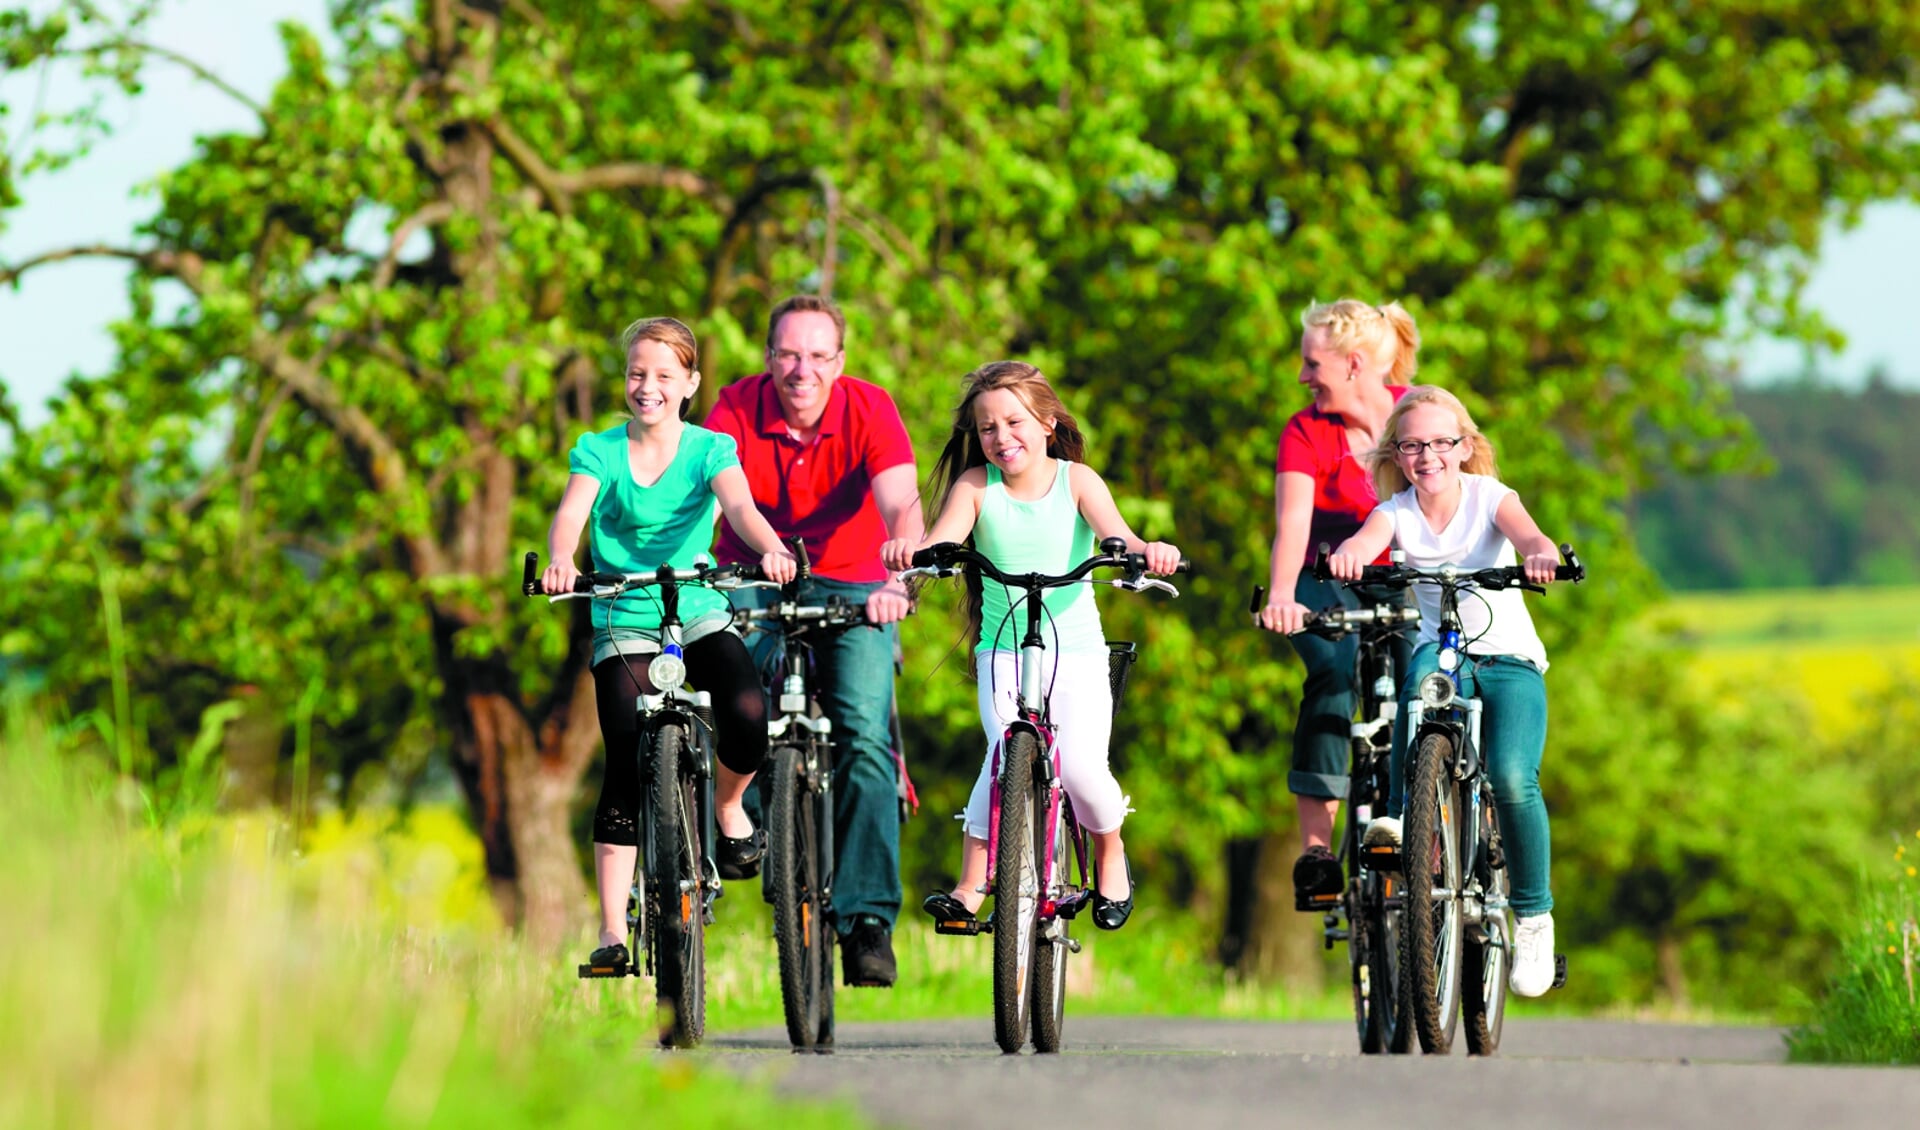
[1284,573,1412,800]
[1391,643,1553,917]
[732,578,902,933]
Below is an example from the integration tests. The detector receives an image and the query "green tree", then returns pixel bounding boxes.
[4,0,1917,978]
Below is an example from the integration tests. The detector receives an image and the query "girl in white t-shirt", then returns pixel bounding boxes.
[1326,385,1567,998]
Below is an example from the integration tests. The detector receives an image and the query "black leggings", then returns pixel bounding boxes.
[591,630,768,847]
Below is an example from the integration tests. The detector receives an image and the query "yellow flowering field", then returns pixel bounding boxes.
[1649,586,1920,738]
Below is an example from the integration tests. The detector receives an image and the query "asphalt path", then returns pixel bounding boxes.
[706,1017,1920,1128]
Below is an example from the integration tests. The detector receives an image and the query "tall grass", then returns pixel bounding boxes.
[0,704,859,1130]
[1788,833,1920,1065]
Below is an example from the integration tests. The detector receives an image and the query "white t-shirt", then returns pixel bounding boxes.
[1378,474,1549,672]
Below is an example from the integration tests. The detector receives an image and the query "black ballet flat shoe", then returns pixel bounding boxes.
[922,892,978,924]
[715,828,766,880]
[1091,859,1134,932]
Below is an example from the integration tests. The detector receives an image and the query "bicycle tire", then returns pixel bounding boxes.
[649,722,706,1048]
[1402,729,1463,1054]
[1029,774,1069,1054]
[768,742,833,1050]
[1372,870,1411,1054]
[992,729,1041,1054]
[1463,794,1510,1055]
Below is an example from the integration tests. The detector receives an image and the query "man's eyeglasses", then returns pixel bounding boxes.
[1394,437,1464,456]
[770,349,841,368]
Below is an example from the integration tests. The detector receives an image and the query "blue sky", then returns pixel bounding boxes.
[3,1,1917,429]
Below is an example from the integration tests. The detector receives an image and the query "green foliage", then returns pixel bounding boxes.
[1788,843,1920,1065]
[1633,377,1920,589]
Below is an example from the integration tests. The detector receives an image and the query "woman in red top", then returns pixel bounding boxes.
[1257,299,1421,901]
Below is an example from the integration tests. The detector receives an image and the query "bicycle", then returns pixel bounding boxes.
[729,544,877,1053]
[1250,578,1420,1054]
[521,551,775,1049]
[1315,544,1584,1055]
[902,537,1186,1055]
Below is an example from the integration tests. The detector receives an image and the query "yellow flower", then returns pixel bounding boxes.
[1891,945,1900,955]
[1909,866,1918,878]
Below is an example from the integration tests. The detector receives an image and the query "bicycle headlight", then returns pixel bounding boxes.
[648,651,687,693]
[1417,672,1456,709]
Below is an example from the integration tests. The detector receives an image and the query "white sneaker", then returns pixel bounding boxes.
[1362,816,1402,848]
[1509,913,1555,997]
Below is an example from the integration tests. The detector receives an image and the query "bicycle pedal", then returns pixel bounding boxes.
[1053,890,1092,919]
[1552,953,1568,990]
[933,918,986,936]
[1294,890,1342,913]
[1360,844,1403,871]
[577,962,632,979]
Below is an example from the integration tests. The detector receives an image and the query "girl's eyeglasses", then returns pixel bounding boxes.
[1394,437,1464,456]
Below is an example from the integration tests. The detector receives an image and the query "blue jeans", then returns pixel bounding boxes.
[1284,573,1412,799]
[1391,643,1553,917]
[732,578,902,933]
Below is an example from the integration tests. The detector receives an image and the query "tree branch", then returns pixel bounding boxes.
[0,244,179,287]
[480,115,730,215]
[60,39,269,120]
[373,201,455,289]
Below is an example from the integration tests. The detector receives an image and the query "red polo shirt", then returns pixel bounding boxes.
[1277,386,1409,565]
[704,372,916,583]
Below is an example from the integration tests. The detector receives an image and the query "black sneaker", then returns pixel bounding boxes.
[841,916,897,987]
[1292,845,1343,899]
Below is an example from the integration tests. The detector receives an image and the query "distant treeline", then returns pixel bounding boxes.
[1632,376,1920,590]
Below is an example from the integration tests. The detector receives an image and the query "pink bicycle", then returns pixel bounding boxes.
[902,538,1186,1053]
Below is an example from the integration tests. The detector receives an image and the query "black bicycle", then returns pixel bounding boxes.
[1315,545,1583,1055]
[730,545,874,1053]
[1252,581,1420,1054]
[523,551,773,1049]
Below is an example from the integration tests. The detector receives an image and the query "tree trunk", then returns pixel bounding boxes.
[1219,831,1329,991]
[1656,930,1691,1009]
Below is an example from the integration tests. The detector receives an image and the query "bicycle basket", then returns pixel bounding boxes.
[1107,641,1139,716]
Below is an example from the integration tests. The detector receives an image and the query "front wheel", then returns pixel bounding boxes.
[648,722,705,1049]
[1463,793,1511,1056]
[767,742,833,1050]
[992,730,1041,1054]
[1402,729,1463,1054]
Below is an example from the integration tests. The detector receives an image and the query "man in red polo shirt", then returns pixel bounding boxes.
[706,294,925,987]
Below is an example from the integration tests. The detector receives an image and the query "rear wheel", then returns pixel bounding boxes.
[1030,778,1069,1054]
[768,742,833,1050]
[1352,868,1407,1054]
[992,730,1041,1054]
[1463,795,1511,1055]
[648,723,705,1049]
[1402,730,1463,1054]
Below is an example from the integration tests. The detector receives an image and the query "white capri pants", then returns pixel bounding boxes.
[963,649,1129,839]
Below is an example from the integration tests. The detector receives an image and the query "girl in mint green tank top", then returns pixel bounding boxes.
[881,362,1184,933]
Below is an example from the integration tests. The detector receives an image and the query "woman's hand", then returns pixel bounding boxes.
[542,560,580,595]
[760,548,799,585]
[1258,598,1312,635]
[880,537,920,573]
[1522,549,1559,586]
[1142,541,1182,576]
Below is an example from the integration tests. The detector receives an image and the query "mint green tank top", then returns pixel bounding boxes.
[974,460,1105,655]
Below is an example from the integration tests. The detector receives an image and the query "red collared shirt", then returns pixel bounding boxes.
[704,372,916,582]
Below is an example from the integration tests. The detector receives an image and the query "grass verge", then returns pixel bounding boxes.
[1787,833,1920,1065]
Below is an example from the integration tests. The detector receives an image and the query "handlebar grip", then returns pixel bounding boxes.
[789,536,811,583]
[1176,558,1193,575]
[1249,586,1266,616]
[1558,543,1586,583]
[1312,543,1332,581]
[522,552,539,597]
[911,543,961,569]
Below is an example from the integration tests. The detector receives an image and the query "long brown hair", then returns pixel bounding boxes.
[924,361,1089,650]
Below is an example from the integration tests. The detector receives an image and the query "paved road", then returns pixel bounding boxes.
[707,1018,1920,1128]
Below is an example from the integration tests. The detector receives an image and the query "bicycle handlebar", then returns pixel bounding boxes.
[520,551,774,598]
[1247,584,1421,636]
[1309,542,1585,592]
[902,537,1191,589]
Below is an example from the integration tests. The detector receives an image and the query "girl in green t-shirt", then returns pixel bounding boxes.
[541,317,796,969]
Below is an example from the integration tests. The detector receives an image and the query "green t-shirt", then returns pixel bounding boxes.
[568,423,741,633]
[974,460,1105,655]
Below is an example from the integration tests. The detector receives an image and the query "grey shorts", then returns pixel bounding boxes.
[591,611,739,668]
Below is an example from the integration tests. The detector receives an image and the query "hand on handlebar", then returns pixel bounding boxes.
[1325,548,1369,583]
[880,537,921,573]
[1259,598,1313,635]
[1141,540,1183,576]
[866,582,913,625]
[1522,549,1560,586]
[760,548,799,586]
[542,559,581,595]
